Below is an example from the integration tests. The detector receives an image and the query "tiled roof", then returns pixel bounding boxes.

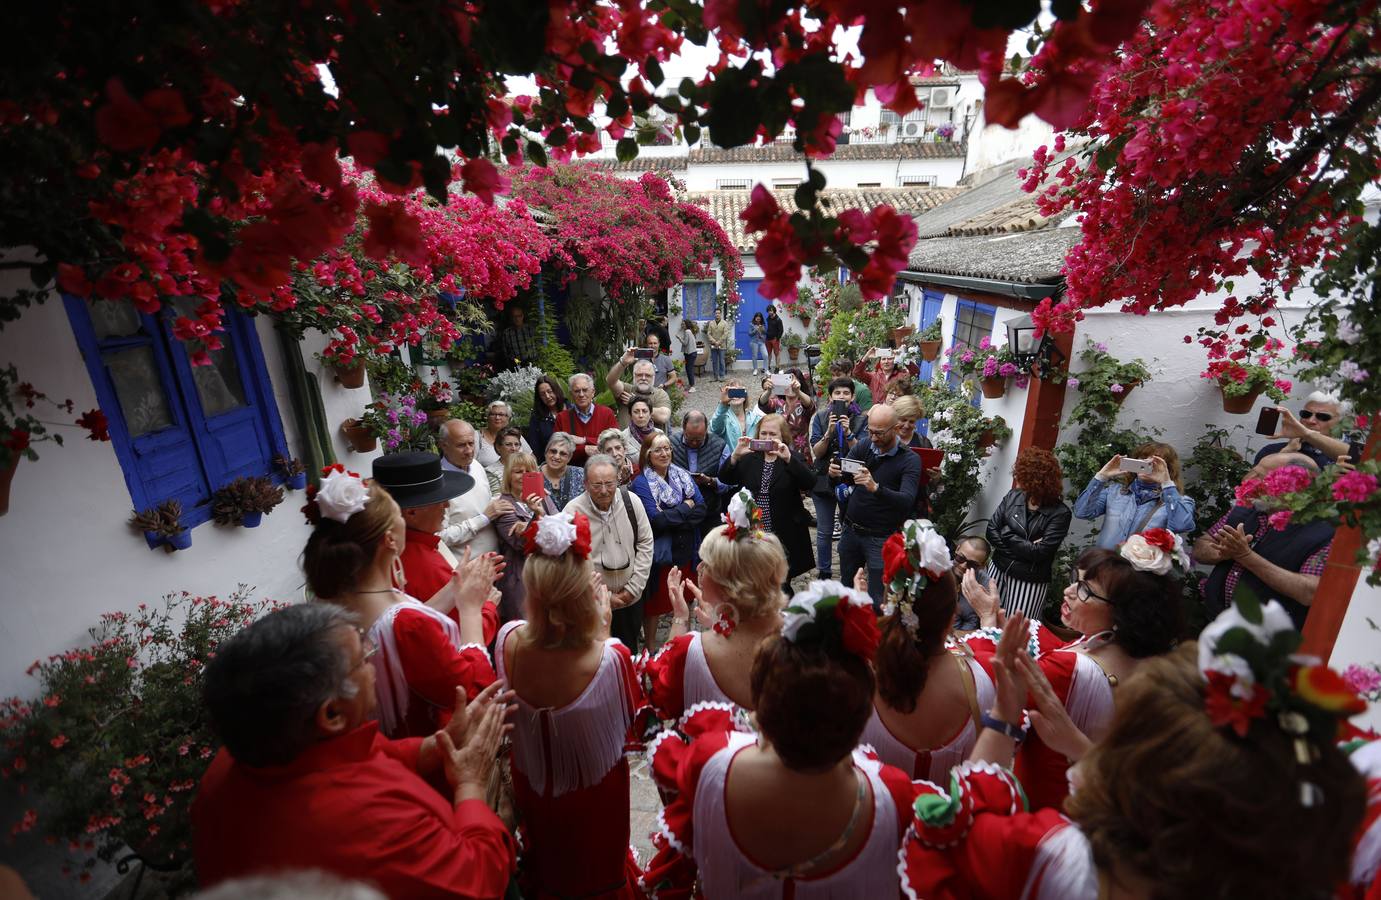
[906,146,1082,238]
[688,141,966,164]
[904,228,1081,284]
[687,186,964,252]
[573,155,689,174]
[945,195,1050,235]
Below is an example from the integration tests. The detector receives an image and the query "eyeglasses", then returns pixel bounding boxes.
[953,554,979,570]
[866,428,893,439]
[1299,410,1334,423]
[1068,569,1111,604]
[352,629,379,672]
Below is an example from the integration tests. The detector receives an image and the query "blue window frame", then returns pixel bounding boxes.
[950,298,998,408]
[62,294,292,534]
[682,282,718,321]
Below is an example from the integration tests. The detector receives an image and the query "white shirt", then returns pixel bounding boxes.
[440,457,498,556]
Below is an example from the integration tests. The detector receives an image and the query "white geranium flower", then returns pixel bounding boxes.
[1198,600,1296,698]
[725,489,752,530]
[1337,319,1362,344]
[317,469,369,524]
[533,512,577,556]
[1119,534,1171,575]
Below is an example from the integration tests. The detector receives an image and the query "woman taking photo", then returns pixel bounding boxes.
[962,532,1184,811]
[540,432,585,511]
[900,606,1365,899]
[492,452,558,623]
[749,311,768,375]
[720,414,816,589]
[301,466,497,738]
[631,431,707,653]
[1073,441,1197,549]
[527,375,567,461]
[853,347,916,402]
[476,399,533,468]
[711,379,764,448]
[862,521,994,784]
[643,579,915,898]
[624,397,660,455]
[756,368,816,460]
[984,446,1072,620]
[642,491,788,720]
[495,511,648,899]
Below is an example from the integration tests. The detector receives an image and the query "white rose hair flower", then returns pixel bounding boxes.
[879,519,953,639]
[1119,528,1191,577]
[721,488,764,540]
[781,579,878,661]
[312,464,369,524]
[522,511,592,560]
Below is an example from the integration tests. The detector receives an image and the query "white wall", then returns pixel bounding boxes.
[681,156,968,190]
[1332,576,1381,731]
[965,112,1057,183]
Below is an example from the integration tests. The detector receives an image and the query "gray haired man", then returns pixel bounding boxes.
[566,453,654,651]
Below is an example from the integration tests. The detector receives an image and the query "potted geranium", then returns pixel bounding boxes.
[129,499,191,551]
[0,589,281,889]
[917,318,943,361]
[1066,340,1153,414]
[318,342,368,389]
[417,379,455,427]
[211,475,285,528]
[943,338,1023,398]
[340,405,387,453]
[1204,358,1291,414]
[783,331,805,362]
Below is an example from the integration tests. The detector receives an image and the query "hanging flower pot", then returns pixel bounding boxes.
[240,511,263,528]
[1219,381,1262,415]
[1110,380,1140,407]
[286,472,308,491]
[332,362,366,389]
[341,418,378,453]
[0,454,17,516]
[788,345,801,361]
[980,376,1007,399]
[978,430,998,449]
[920,340,942,362]
[800,315,812,327]
[892,326,915,343]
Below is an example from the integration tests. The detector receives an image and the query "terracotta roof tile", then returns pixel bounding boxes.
[688,141,966,163]
[904,228,1081,284]
[945,195,1050,235]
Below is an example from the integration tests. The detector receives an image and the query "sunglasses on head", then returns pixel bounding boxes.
[1299,410,1334,423]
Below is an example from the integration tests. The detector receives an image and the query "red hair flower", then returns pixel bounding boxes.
[1141,527,1176,553]
[1203,671,1269,738]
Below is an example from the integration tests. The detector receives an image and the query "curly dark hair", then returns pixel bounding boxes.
[1077,548,1182,658]
[1068,645,1365,900]
[1013,446,1064,507]
[875,569,958,713]
[751,635,875,772]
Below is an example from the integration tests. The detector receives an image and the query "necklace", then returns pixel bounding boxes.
[354,588,399,595]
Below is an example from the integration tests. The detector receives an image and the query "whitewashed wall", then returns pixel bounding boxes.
[1333,577,1381,729]
[681,156,968,190]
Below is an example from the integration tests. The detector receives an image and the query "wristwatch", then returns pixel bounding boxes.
[980,711,1027,741]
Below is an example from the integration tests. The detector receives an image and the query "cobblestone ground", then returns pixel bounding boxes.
[631,364,821,859]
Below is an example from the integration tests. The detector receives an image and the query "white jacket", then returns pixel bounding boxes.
[440,458,499,556]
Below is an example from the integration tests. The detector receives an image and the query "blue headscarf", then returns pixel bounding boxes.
[1128,477,1162,505]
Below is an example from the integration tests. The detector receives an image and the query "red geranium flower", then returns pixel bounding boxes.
[76,409,110,442]
[1203,671,1268,738]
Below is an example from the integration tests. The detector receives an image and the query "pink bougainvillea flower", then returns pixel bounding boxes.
[460,158,507,205]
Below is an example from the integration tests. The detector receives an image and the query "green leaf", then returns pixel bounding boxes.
[501,134,519,159]
[1234,586,1264,625]
[545,127,569,147]
[680,77,698,98]
[683,124,701,146]
[616,137,639,163]
[794,182,817,211]
[646,57,665,87]
[526,140,548,168]
[607,94,629,120]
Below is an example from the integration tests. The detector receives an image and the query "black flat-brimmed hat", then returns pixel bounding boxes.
[372,451,472,508]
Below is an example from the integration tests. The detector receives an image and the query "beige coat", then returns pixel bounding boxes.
[566,488,653,600]
[706,318,734,350]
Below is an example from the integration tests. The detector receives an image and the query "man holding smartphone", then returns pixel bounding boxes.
[1253,392,1352,469]
[809,378,867,579]
[671,410,729,525]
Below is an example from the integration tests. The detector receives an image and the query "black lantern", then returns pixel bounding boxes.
[1005,313,1067,380]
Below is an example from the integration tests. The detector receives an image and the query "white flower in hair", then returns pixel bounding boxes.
[726,489,752,530]
[907,519,952,574]
[1119,534,1172,575]
[1198,600,1296,699]
[316,468,369,524]
[781,579,871,642]
[532,512,578,557]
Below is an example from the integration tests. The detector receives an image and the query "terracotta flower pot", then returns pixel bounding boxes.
[978,430,998,449]
[788,346,801,361]
[341,419,378,453]
[980,376,1007,399]
[1219,382,1262,415]
[1110,381,1139,406]
[892,326,915,343]
[332,362,366,389]
[920,340,942,362]
[426,409,451,427]
[0,454,17,516]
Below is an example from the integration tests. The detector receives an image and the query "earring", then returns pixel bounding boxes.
[712,602,738,638]
[391,556,406,590]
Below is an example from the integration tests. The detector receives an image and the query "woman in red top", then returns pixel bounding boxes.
[302,468,497,738]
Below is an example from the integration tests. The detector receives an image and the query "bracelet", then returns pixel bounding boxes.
[672,618,689,627]
[980,711,1027,741]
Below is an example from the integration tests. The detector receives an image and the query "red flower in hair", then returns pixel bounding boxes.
[1203,671,1269,738]
[1141,528,1177,553]
[881,532,913,586]
[522,511,592,561]
[834,600,879,662]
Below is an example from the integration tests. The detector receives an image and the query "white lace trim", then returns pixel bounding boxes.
[496,620,633,798]
[1023,822,1096,900]
[676,699,741,733]
[456,641,492,663]
[369,596,467,737]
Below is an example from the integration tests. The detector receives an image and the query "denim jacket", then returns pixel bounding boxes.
[1073,476,1197,549]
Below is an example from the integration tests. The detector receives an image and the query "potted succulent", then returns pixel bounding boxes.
[917,318,944,361]
[783,331,805,362]
[211,475,285,528]
[129,499,191,552]
[274,455,308,490]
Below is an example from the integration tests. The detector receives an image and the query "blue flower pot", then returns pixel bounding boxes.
[166,530,193,551]
[241,511,263,528]
[286,473,307,490]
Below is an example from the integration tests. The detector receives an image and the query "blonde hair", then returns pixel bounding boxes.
[522,552,600,649]
[757,412,793,446]
[699,524,788,620]
[502,451,538,495]
[892,394,924,421]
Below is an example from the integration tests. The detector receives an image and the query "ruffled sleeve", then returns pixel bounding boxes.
[900,762,1073,900]
[959,621,1063,682]
[640,633,694,722]
[393,607,497,714]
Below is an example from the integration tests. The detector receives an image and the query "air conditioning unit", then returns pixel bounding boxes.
[902,122,924,138]
[929,86,956,109]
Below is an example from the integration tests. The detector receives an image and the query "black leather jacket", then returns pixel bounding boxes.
[985,489,1072,583]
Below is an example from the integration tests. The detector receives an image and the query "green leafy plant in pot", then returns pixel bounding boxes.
[917,318,943,361]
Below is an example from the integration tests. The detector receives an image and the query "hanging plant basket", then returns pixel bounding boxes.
[980,376,1007,399]
[341,418,378,453]
[165,530,193,552]
[1111,380,1141,406]
[892,326,915,343]
[978,430,999,449]
[1218,381,1262,415]
[332,362,366,389]
[920,340,942,362]
[0,455,17,516]
[799,315,812,327]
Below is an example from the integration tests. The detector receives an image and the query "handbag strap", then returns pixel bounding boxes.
[620,488,640,541]
[1130,496,1164,535]
[952,650,983,726]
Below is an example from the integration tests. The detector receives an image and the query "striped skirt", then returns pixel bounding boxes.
[986,562,1050,621]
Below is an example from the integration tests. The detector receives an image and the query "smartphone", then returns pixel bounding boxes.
[875,348,894,359]
[1349,439,1364,465]
[771,373,791,395]
[634,347,656,360]
[840,458,866,475]
[521,471,546,499]
[1118,457,1153,475]
[749,439,776,452]
[727,387,748,400]
[1255,406,1281,437]
[831,399,849,417]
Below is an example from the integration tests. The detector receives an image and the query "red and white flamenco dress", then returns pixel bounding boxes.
[641,631,741,722]
[369,594,497,738]
[1342,738,1381,900]
[900,761,1098,900]
[860,648,996,784]
[496,620,649,899]
[642,703,916,899]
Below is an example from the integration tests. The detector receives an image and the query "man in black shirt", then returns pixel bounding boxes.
[830,403,920,608]
[809,377,868,579]
[765,305,785,371]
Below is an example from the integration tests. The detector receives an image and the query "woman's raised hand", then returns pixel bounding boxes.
[1018,653,1092,762]
[1095,454,1123,480]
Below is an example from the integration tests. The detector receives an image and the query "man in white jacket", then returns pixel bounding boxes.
[437,419,508,558]
[565,454,654,651]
